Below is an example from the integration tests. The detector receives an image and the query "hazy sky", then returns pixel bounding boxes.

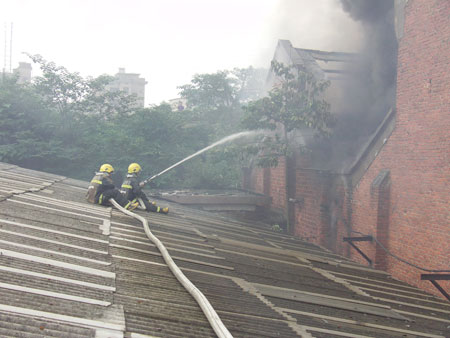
[1,0,362,105]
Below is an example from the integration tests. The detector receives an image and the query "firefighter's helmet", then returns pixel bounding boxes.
[128,163,142,174]
[99,163,114,174]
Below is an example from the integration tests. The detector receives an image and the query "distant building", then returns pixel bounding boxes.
[167,97,187,111]
[1,62,32,84]
[13,62,32,83]
[105,68,147,107]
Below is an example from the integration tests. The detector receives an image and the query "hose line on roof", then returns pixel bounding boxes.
[110,199,233,338]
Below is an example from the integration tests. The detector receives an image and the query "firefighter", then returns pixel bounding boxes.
[120,163,169,214]
[86,163,139,210]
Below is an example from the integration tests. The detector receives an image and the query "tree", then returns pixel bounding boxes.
[1,58,270,190]
[0,75,61,170]
[22,54,141,177]
[173,67,268,189]
[177,71,239,137]
[178,67,267,136]
[231,66,267,103]
[26,54,137,126]
[241,61,334,232]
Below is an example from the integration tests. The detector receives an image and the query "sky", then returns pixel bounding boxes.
[1,0,363,105]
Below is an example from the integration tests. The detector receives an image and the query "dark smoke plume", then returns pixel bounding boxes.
[339,0,397,113]
[340,0,393,23]
[311,0,398,171]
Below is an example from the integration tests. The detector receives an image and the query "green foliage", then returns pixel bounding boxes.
[178,67,267,137]
[1,57,268,190]
[271,224,282,232]
[26,54,137,121]
[181,144,244,189]
[241,61,334,167]
[179,71,237,111]
[178,71,238,138]
[231,66,267,103]
[0,75,60,169]
[107,104,210,181]
[174,66,267,187]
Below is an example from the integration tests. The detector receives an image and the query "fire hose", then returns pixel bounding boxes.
[110,199,233,338]
[140,131,258,187]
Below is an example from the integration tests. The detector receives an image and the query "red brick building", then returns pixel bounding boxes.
[245,0,449,298]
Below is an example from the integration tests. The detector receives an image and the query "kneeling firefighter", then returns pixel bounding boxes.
[120,163,169,214]
[86,164,139,210]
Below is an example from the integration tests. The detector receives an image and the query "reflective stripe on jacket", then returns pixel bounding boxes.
[120,174,141,201]
[86,172,113,203]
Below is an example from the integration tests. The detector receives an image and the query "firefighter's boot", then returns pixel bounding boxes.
[125,201,139,211]
[157,206,169,214]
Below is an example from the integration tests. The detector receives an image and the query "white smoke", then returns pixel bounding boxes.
[254,0,365,67]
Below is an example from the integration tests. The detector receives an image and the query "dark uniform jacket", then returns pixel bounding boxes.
[121,174,161,212]
[120,174,147,202]
[86,172,115,204]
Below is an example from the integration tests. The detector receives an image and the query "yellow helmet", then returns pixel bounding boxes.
[128,163,142,174]
[99,163,114,173]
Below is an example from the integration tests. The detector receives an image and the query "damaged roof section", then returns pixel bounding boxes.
[267,39,358,87]
[0,162,448,337]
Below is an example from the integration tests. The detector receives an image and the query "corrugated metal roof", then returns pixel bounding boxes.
[0,162,448,337]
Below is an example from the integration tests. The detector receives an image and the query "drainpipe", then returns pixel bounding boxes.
[343,174,353,258]
[284,127,291,234]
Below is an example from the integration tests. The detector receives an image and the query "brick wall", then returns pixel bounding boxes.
[247,158,287,212]
[245,0,449,298]
[249,167,265,195]
[349,0,450,297]
[268,157,287,211]
[293,169,331,246]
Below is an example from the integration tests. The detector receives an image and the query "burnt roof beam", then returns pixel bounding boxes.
[296,48,359,62]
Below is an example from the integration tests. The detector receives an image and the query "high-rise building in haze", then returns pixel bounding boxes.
[13,62,32,83]
[106,68,147,107]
